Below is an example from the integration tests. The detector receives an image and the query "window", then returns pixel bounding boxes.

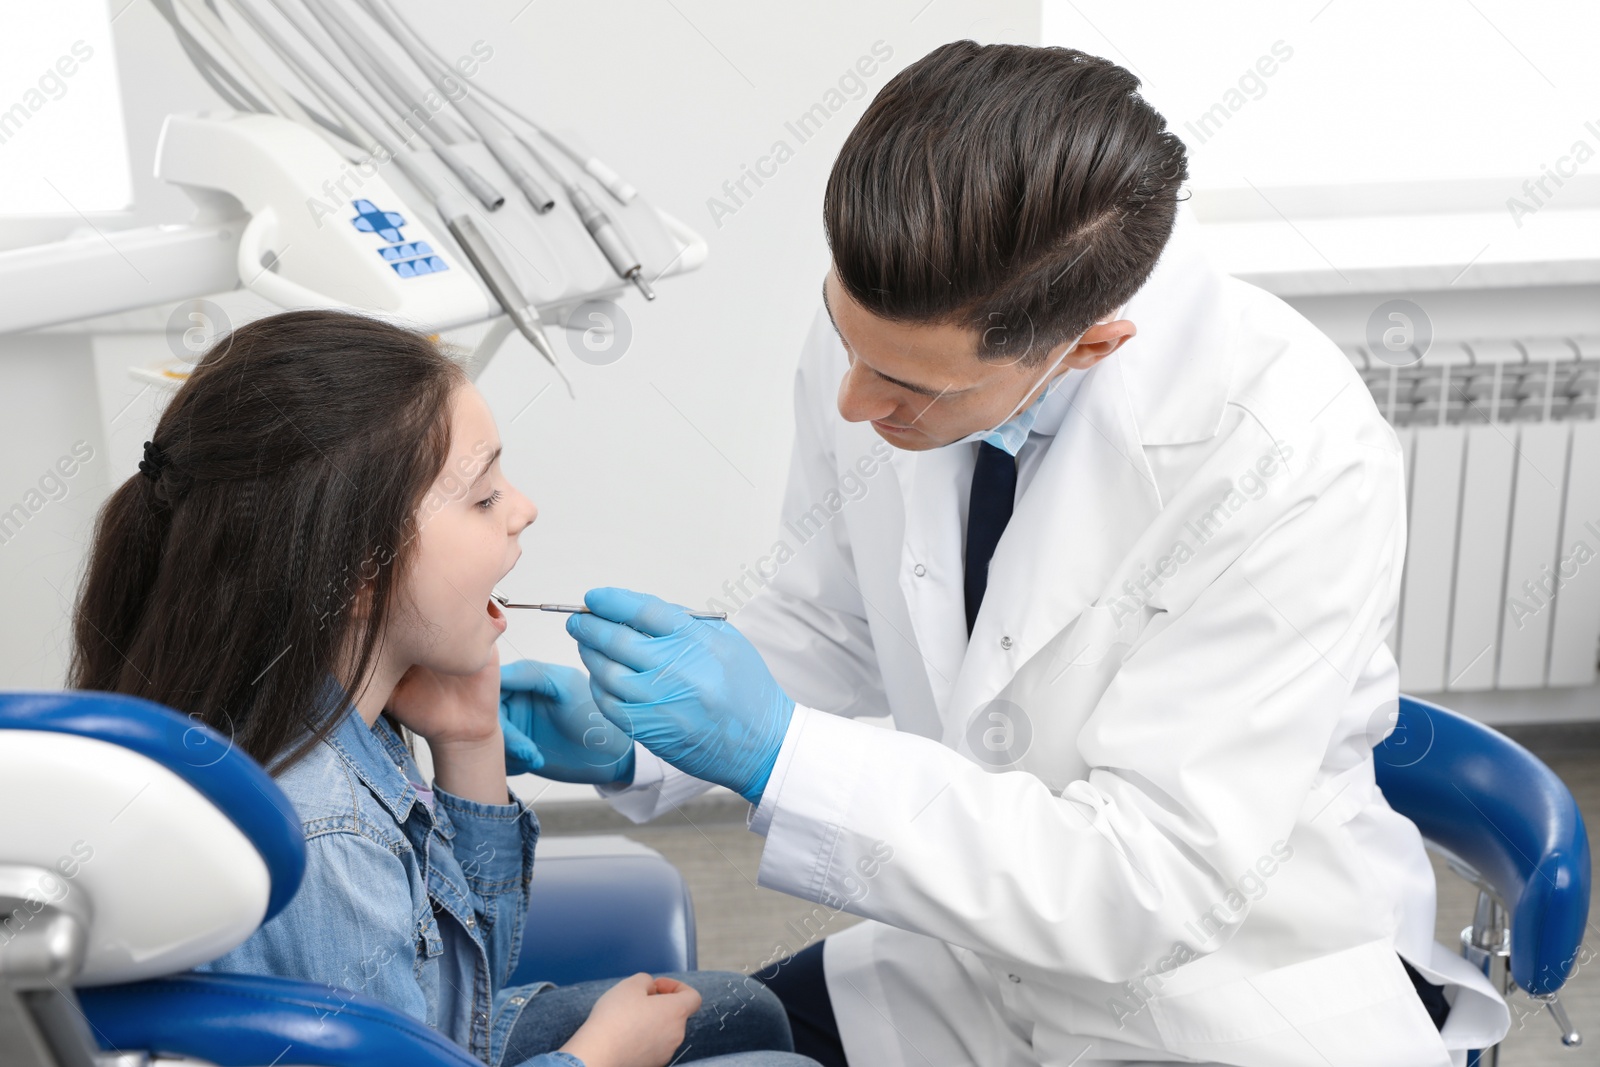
[1,0,132,216]
[1042,0,1600,200]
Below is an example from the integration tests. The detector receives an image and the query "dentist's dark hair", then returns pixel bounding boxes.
[825,41,1188,365]
[70,310,464,773]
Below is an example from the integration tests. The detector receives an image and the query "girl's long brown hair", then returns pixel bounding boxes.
[70,309,463,773]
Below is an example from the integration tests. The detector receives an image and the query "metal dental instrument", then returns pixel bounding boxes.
[358,0,555,214]
[568,184,655,300]
[369,0,638,205]
[362,0,649,297]
[443,209,572,394]
[301,0,504,211]
[492,591,727,621]
[239,0,573,395]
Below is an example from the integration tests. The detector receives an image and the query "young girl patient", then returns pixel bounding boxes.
[70,310,813,1067]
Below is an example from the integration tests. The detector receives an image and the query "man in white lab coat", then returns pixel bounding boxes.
[509,41,1511,1067]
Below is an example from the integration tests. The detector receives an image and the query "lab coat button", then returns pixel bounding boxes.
[913,564,927,577]
[1008,973,1021,983]
[1000,635,1013,650]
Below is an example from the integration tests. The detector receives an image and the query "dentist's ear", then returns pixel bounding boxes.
[1062,318,1136,370]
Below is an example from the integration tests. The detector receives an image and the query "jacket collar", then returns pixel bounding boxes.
[1117,205,1236,446]
[321,700,427,830]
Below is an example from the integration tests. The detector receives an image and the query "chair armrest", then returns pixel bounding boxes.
[511,835,697,987]
[78,971,481,1067]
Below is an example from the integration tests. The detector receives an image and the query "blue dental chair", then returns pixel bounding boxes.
[1375,695,1591,1065]
[0,690,696,1067]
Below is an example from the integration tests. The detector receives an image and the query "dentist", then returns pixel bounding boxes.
[504,41,1510,1067]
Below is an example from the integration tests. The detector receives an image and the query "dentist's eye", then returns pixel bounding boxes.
[476,489,503,510]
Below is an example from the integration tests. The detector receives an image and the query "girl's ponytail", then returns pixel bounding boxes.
[69,457,175,694]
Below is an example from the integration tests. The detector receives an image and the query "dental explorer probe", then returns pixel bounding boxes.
[236,0,573,394]
[492,591,727,621]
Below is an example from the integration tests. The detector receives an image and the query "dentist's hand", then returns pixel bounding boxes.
[566,588,794,806]
[499,660,636,785]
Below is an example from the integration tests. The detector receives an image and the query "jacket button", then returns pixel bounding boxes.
[1008,973,1021,983]
[509,995,526,1006]
[913,563,927,577]
[465,915,476,928]
[1000,635,1013,650]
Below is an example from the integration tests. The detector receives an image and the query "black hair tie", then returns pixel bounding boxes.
[138,440,168,482]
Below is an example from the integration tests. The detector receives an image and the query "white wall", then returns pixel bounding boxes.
[0,1,1038,796]
[1043,0,1600,191]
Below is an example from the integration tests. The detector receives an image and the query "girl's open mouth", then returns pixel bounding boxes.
[486,596,507,633]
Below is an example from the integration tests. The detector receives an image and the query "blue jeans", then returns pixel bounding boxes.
[503,970,818,1067]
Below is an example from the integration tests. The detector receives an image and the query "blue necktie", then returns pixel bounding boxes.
[965,441,1018,635]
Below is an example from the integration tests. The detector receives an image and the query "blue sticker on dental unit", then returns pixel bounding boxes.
[351,200,447,278]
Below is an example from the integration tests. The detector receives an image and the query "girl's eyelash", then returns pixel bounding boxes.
[477,489,503,510]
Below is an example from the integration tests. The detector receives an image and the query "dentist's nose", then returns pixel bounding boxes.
[836,360,898,425]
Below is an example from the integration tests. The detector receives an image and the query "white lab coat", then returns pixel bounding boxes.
[604,209,1511,1066]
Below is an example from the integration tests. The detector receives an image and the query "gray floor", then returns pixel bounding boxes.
[538,722,1600,1064]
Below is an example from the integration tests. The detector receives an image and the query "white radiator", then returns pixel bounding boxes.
[1351,338,1600,692]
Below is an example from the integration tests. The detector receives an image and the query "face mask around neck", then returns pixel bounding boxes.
[950,324,1089,456]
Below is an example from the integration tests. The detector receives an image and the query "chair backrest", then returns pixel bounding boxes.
[510,835,698,987]
[0,690,305,984]
[1374,695,1591,995]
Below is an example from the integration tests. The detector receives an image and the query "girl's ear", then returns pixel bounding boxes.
[349,582,374,623]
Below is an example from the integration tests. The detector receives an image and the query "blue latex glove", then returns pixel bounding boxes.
[565,588,794,806]
[499,659,636,785]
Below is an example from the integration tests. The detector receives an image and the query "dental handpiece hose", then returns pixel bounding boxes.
[302,0,504,211]
[355,0,555,214]
[350,0,651,297]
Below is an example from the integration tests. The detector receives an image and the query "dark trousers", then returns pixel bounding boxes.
[750,942,848,1067]
[751,940,1450,1066]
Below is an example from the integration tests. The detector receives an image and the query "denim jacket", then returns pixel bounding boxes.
[198,705,575,1067]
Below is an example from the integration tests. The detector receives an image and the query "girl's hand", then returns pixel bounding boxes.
[559,973,702,1067]
[388,648,503,747]
[389,651,509,805]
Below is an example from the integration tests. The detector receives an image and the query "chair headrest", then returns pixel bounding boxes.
[0,691,306,984]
